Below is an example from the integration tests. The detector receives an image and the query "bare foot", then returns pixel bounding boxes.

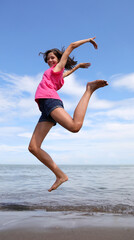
[48,175,68,192]
[86,80,108,93]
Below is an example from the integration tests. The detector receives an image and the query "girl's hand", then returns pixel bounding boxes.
[63,63,91,78]
[89,37,98,49]
[79,63,91,68]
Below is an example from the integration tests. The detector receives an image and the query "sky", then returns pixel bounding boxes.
[0,0,134,165]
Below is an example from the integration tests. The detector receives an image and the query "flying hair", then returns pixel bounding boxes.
[39,47,77,70]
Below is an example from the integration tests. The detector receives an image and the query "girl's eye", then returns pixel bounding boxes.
[47,57,54,61]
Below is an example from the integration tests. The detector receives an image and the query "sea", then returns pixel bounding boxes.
[0,164,134,216]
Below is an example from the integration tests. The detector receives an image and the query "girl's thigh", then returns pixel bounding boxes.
[29,121,54,147]
[50,107,74,131]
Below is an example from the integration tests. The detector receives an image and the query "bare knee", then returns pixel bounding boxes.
[70,122,82,133]
[28,143,38,155]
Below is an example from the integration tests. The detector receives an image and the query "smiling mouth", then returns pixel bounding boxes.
[49,62,55,66]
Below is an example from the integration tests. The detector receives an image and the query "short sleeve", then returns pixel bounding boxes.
[50,66,64,90]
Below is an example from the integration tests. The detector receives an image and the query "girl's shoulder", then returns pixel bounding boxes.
[43,65,64,78]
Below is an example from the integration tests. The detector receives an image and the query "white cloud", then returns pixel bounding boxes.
[0,144,26,152]
[18,132,32,138]
[61,74,114,110]
[0,71,41,119]
[17,97,39,117]
[89,94,114,109]
[0,92,15,111]
[0,127,25,136]
[0,71,42,94]
[112,73,134,91]
[19,120,134,145]
[61,74,85,96]
[90,98,134,121]
[106,107,134,120]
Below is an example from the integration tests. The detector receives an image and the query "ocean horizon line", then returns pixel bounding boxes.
[1,163,134,166]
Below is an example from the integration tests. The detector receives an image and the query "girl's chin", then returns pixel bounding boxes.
[49,63,56,67]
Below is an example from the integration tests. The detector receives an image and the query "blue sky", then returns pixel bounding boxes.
[0,0,134,165]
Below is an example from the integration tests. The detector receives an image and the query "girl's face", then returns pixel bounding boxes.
[47,52,59,67]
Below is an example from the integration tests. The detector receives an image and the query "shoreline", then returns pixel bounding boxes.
[0,211,134,240]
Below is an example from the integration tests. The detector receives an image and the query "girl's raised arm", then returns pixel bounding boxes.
[53,37,98,73]
[63,63,91,78]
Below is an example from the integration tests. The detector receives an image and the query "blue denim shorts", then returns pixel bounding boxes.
[38,98,64,125]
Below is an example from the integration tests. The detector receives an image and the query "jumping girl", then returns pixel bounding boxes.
[28,36,108,192]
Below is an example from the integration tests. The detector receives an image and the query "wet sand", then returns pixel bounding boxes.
[0,227,134,240]
[0,211,134,240]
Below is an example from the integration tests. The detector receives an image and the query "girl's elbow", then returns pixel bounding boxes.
[69,42,76,50]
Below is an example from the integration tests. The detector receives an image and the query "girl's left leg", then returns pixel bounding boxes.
[51,80,108,132]
[28,121,68,192]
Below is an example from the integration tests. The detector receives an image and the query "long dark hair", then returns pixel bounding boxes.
[39,47,77,70]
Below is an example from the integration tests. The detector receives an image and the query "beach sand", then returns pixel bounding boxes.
[0,227,134,240]
[0,211,134,240]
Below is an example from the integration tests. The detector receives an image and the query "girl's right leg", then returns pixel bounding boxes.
[28,121,68,192]
[51,80,108,132]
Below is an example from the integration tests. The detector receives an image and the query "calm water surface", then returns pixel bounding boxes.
[0,164,134,215]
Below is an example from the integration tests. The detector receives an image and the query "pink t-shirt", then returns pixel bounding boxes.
[35,65,64,104]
